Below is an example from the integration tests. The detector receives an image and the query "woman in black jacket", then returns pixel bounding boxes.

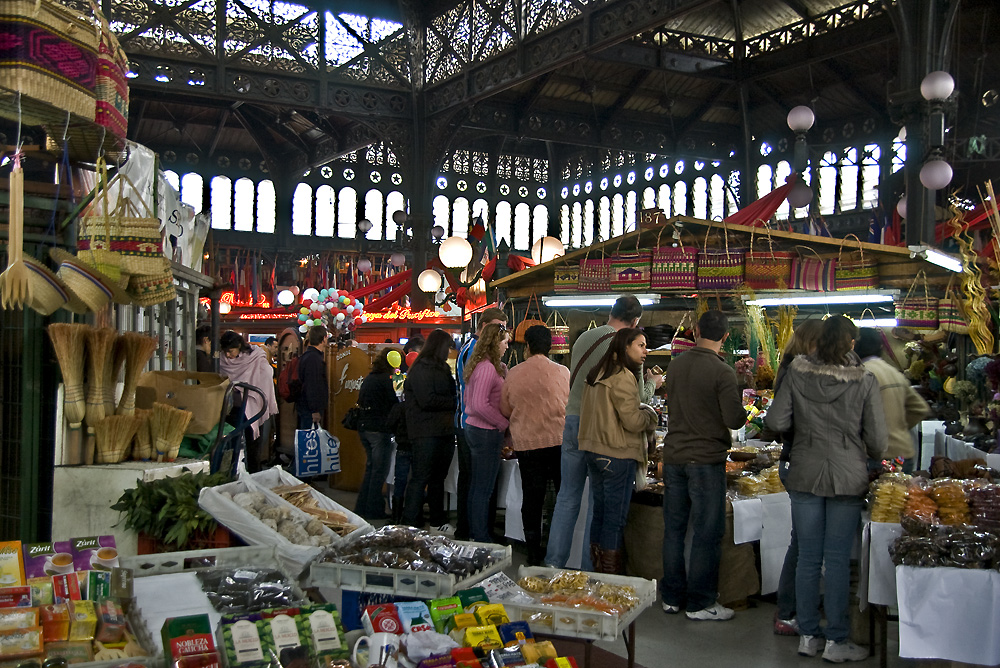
[355,348,399,520]
[401,329,457,530]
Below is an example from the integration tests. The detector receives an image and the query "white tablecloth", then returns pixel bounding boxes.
[731,493,791,595]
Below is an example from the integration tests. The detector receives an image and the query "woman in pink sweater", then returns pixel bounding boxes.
[463,323,510,542]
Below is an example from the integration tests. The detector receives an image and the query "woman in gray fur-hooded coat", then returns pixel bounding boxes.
[765,316,886,660]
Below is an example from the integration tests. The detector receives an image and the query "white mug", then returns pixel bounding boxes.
[352,632,400,668]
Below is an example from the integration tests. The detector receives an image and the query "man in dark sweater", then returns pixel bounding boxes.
[661,310,746,622]
[296,326,329,430]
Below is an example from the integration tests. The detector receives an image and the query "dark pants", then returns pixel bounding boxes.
[516,446,562,559]
[465,425,504,542]
[296,404,319,431]
[391,448,411,519]
[402,435,454,527]
[584,452,636,552]
[356,431,392,520]
[456,429,472,539]
[661,462,726,613]
[776,461,797,620]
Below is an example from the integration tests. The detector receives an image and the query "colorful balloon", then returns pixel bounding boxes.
[336,313,346,322]
[299,307,309,315]
[405,351,418,367]
[387,350,402,368]
[299,325,308,333]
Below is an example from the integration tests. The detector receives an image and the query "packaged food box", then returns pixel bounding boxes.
[361,603,401,635]
[545,658,579,668]
[394,601,433,634]
[51,574,81,604]
[218,613,268,668]
[27,578,53,607]
[22,542,73,580]
[71,537,118,573]
[299,604,348,662]
[428,596,462,633]
[0,608,36,631]
[497,621,532,648]
[174,651,222,668]
[520,640,557,665]
[43,640,93,664]
[260,608,302,656]
[461,625,502,651]
[0,543,25,588]
[473,604,509,627]
[162,615,216,660]
[489,647,526,667]
[109,568,134,608]
[416,655,452,668]
[0,626,43,660]
[457,587,489,613]
[67,600,96,641]
[0,587,30,609]
[95,599,126,643]
[87,572,111,602]
[40,604,70,642]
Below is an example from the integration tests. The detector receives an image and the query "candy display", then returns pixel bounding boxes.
[196,568,298,615]
[903,479,940,523]
[968,484,1000,530]
[890,518,1000,569]
[870,474,910,523]
[930,479,972,525]
[516,571,641,617]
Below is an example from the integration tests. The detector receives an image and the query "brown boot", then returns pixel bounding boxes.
[589,543,602,572]
[601,548,624,575]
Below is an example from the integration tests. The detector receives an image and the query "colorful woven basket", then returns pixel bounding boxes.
[938,277,969,335]
[835,234,879,291]
[744,224,793,291]
[547,311,570,355]
[895,270,938,330]
[650,225,698,290]
[790,247,836,292]
[610,234,651,292]
[127,260,176,306]
[0,0,99,121]
[93,2,128,138]
[578,245,610,293]
[553,258,579,294]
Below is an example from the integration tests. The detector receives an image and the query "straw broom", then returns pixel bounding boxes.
[116,333,158,415]
[151,402,192,462]
[104,336,127,418]
[84,328,117,464]
[94,415,140,464]
[47,324,90,428]
[131,409,152,461]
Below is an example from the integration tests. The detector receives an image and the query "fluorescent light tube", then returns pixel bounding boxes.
[743,291,896,307]
[542,294,661,307]
[858,318,898,328]
[923,248,963,273]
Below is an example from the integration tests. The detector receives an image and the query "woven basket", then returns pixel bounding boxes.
[650,225,698,290]
[578,245,610,293]
[127,260,176,306]
[895,270,938,330]
[745,223,793,291]
[0,0,99,120]
[938,277,969,335]
[670,313,696,357]
[835,234,879,291]
[93,3,128,138]
[553,257,579,294]
[789,247,836,292]
[697,222,744,290]
[610,233,651,292]
[548,311,570,355]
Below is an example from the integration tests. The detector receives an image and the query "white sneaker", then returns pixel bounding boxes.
[685,602,734,621]
[661,603,681,614]
[432,523,456,537]
[822,640,868,663]
[798,635,824,657]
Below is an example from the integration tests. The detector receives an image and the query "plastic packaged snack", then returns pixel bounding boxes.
[903,478,939,523]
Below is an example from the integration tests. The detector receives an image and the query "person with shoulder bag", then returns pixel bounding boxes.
[355,348,400,521]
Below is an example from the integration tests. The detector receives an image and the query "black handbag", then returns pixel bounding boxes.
[341,405,361,431]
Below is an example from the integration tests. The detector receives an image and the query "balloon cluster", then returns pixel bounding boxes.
[295,287,366,334]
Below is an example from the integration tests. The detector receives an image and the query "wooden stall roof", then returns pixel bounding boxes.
[492,215,952,298]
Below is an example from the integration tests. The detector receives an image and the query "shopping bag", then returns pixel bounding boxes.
[789,246,835,291]
[294,426,341,477]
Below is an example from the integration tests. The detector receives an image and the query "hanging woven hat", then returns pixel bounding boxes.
[49,247,131,311]
[23,254,87,315]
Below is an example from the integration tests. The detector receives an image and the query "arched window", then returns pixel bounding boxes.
[625,191,637,233]
[472,198,489,227]
[861,144,880,210]
[572,202,582,248]
[532,205,548,247]
[256,180,276,233]
[599,196,611,240]
[338,187,358,238]
[514,203,530,251]
[234,178,256,232]
[210,176,232,230]
[756,164,773,200]
[181,173,203,214]
[385,191,406,241]
[673,181,687,216]
[364,189,384,239]
[452,197,470,238]
[559,205,570,247]
[839,148,859,211]
[432,195,450,233]
[162,170,179,191]
[495,201,512,248]
[583,199,594,246]
[773,161,792,221]
[692,178,708,219]
[642,187,656,210]
[658,184,671,216]
[710,175,725,220]
[891,138,906,174]
[315,185,335,237]
[611,193,624,237]
[291,183,312,235]
[818,151,838,216]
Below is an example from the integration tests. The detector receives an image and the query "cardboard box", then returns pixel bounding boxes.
[67,600,96,641]
[22,542,73,580]
[0,587,31,608]
[162,615,216,660]
[218,613,267,668]
[0,608,37,631]
[43,640,93,664]
[136,371,230,435]
[40,604,70,642]
[299,604,347,662]
[0,627,43,660]
[70,537,118,573]
[0,542,25,587]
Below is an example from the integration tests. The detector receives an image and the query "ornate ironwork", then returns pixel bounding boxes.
[744,0,885,58]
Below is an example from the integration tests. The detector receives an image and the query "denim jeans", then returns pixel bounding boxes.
[544,415,594,570]
[776,461,798,620]
[402,435,455,527]
[789,490,863,643]
[465,425,504,542]
[391,449,411,517]
[356,431,392,520]
[584,452,635,551]
[661,462,726,613]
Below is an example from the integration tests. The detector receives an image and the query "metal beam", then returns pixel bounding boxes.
[589,39,732,79]
[425,0,722,116]
[206,108,232,158]
[779,0,812,21]
[674,82,735,137]
[127,99,148,141]
[600,69,654,129]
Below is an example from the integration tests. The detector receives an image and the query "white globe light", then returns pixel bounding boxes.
[920,159,953,190]
[896,195,907,219]
[357,219,373,233]
[531,236,565,264]
[430,225,445,240]
[357,258,372,273]
[418,269,443,293]
[897,126,907,141]
[302,288,319,302]
[786,105,815,132]
[920,71,955,101]
[218,302,231,314]
[787,182,814,208]
[277,290,294,306]
[439,236,473,268]
[390,251,406,267]
[392,210,407,224]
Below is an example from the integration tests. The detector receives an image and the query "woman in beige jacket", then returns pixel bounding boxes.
[579,328,658,573]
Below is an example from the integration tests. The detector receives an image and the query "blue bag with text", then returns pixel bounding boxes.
[293,425,341,477]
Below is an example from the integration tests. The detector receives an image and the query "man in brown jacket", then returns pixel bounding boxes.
[661,310,746,621]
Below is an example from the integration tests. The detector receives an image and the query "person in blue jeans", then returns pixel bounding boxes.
[766,315,886,663]
[545,295,655,570]
[355,348,399,521]
[661,310,746,621]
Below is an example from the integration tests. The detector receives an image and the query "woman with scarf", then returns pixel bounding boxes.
[219,331,279,472]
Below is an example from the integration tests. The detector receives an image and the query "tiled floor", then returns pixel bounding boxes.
[315,481,915,667]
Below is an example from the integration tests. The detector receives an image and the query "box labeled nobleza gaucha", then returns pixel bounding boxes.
[162,615,216,661]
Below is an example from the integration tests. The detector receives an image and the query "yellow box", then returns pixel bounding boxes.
[520,640,557,664]
[0,542,25,588]
[473,604,509,627]
[461,625,502,650]
[68,600,96,641]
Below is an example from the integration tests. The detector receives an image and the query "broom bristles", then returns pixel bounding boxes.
[151,402,192,461]
[117,333,158,415]
[132,409,153,460]
[48,324,90,426]
[85,328,117,429]
[104,336,127,417]
[94,415,140,464]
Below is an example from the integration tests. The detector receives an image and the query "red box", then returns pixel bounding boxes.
[545,658,579,668]
[0,586,32,608]
[361,603,402,635]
